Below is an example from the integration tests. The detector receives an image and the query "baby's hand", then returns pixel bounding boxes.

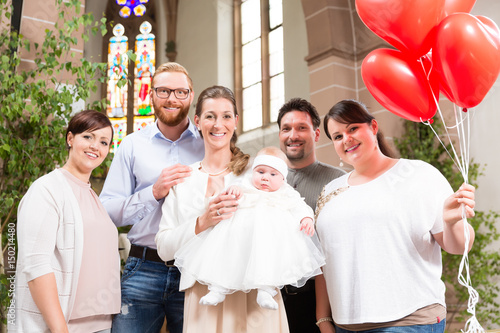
[225,185,243,199]
[300,217,314,236]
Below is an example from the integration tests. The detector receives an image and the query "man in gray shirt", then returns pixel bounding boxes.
[277,97,345,333]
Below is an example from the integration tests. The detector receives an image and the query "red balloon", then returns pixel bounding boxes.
[420,52,457,103]
[420,52,441,99]
[476,16,500,40]
[443,0,476,16]
[439,81,457,105]
[362,48,438,122]
[433,14,500,108]
[355,0,445,58]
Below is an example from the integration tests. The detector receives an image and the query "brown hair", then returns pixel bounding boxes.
[277,97,321,129]
[66,110,112,149]
[152,62,193,91]
[323,100,395,158]
[195,85,250,175]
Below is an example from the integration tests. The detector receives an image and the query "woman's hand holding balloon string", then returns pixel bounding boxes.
[443,183,476,224]
[435,183,476,255]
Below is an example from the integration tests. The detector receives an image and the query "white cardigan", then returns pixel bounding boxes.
[9,169,84,332]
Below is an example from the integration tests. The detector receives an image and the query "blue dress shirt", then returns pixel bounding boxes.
[100,119,205,248]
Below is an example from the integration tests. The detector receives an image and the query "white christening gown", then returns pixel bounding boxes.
[174,180,325,293]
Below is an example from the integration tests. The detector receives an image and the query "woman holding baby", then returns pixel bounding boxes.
[155,85,292,333]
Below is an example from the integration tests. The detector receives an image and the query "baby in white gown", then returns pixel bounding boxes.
[174,147,325,310]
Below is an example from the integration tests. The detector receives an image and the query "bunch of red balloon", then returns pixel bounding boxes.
[358,0,500,122]
[358,2,499,332]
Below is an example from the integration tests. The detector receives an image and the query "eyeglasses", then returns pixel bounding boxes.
[152,87,190,100]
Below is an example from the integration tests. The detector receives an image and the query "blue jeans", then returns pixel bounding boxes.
[111,257,184,333]
[334,319,445,333]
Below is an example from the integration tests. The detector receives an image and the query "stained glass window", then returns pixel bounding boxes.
[107,21,156,152]
[134,21,155,117]
[111,118,127,152]
[133,21,155,138]
[117,0,150,18]
[134,117,153,132]
[107,24,128,119]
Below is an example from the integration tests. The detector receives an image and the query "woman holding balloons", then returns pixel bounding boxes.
[313,0,498,331]
[314,100,476,333]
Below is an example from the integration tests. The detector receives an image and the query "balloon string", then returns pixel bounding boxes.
[459,207,483,333]
[418,60,467,178]
[421,69,484,332]
[421,116,462,173]
[453,105,469,181]
[453,106,482,333]
[436,105,467,177]
[446,113,467,129]
[421,94,465,177]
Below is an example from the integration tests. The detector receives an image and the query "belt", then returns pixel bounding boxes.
[283,279,315,295]
[129,244,175,266]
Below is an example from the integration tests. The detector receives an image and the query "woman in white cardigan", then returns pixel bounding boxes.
[156,86,290,333]
[10,110,121,333]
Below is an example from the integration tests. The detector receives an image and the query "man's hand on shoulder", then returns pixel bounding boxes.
[152,164,193,200]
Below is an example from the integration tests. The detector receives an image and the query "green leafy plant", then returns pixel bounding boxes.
[0,0,111,326]
[394,120,500,330]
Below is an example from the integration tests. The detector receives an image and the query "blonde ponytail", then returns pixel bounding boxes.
[229,141,250,176]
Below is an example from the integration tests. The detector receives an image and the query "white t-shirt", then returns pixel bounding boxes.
[316,159,453,325]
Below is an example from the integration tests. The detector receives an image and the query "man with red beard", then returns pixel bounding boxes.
[277,98,345,333]
[100,62,204,333]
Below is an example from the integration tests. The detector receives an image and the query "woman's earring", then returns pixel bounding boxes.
[339,158,344,167]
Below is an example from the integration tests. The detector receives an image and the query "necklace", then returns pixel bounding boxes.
[200,161,229,176]
[314,186,349,222]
